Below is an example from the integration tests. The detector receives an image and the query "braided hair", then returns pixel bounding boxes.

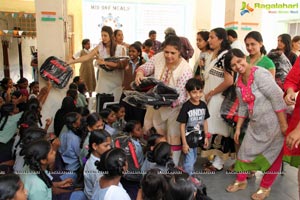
[18,110,39,128]
[22,140,53,188]
[95,148,127,178]
[153,142,175,170]
[0,103,15,131]
[87,129,111,159]
[65,112,82,138]
[20,127,47,154]
[12,120,39,159]
[26,98,42,126]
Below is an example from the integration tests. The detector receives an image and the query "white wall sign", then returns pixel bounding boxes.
[82,0,190,47]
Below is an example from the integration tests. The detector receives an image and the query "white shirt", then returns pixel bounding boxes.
[73,48,90,59]
[84,154,102,199]
[91,181,130,200]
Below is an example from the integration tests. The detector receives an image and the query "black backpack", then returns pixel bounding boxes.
[114,134,143,182]
[40,56,73,89]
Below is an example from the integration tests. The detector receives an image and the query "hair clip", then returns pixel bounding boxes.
[20,123,29,128]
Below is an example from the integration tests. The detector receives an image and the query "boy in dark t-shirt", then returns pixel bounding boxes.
[177,78,210,175]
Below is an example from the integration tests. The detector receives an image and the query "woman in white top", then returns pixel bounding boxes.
[201,28,233,172]
[68,26,126,101]
[135,35,193,166]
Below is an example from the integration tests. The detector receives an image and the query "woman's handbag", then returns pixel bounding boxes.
[220,85,239,127]
[220,78,249,131]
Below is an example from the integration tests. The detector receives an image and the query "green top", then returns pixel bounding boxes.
[20,166,52,200]
[0,112,23,143]
[246,55,275,70]
[76,93,88,108]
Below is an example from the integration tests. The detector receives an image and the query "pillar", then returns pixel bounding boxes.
[35,0,69,132]
[225,0,263,42]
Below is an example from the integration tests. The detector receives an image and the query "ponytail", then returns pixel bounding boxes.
[0,103,15,131]
[95,148,126,178]
[86,130,111,159]
[23,140,53,188]
[260,45,267,55]
[65,112,82,138]
[0,115,9,131]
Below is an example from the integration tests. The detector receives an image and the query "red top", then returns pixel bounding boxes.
[284,56,300,156]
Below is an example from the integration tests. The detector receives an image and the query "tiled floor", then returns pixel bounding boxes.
[194,158,298,200]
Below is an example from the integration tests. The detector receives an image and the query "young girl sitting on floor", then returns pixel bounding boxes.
[80,112,104,164]
[84,130,111,199]
[110,104,126,133]
[21,140,86,200]
[59,112,83,178]
[0,173,28,200]
[92,148,130,200]
[119,120,145,200]
[99,108,118,136]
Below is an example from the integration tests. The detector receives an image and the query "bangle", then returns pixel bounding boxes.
[205,133,211,139]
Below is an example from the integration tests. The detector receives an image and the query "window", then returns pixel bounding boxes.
[288,22,300,37]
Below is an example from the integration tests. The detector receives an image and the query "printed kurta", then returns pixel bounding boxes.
[235,67,286,171]
[203,50,229,137]
[138,52,193,145]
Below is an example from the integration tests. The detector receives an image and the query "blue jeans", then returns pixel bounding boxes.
[183,147,197,175]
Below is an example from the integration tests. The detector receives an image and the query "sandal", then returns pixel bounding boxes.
[251,187,271,200]
[226,181,247,192]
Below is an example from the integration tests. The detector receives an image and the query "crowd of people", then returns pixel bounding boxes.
[0,25,300,200]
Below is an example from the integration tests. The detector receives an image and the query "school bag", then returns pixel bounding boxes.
[114,133,143,182]
[267,50,292,89]
[123,79,179,109]
[40,56,73,89]
[98,56,130,72]
[185,128,205,148]
[220,84,239,127]
[130,77,159,92]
